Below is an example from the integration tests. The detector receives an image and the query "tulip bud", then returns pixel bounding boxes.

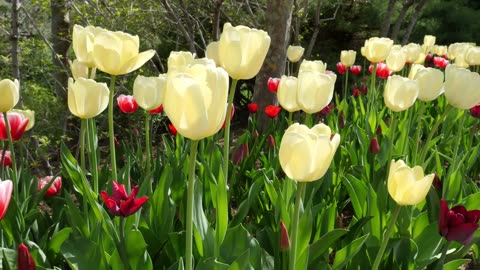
[339,111,345,129]
[433,57,449,69]
[470,105,480,118]
[384,75,419,112]
[423,35,436,48]
[387,160,435,205]
[402,43,422,64]
[133,75,166,111]
[247,103,258,113]
[432,172,442,191]
[232,143,249,165]
[279,123,340,182]
[363,37,394,63]
[299,60,327,73]
[117,95,139,114]
[0,150,12,168]
[0,79,20,113]
[265,105,281,119]
[369,137,380,154]
[340,50,356,67]
[287,45,305,63]
[267,134,275,148]
[218,23,271,79]
[444,64,480,109]
[38,176,62,197]
[68,78,109,119]
[376,125,382,135]
[18,243,36,270]
[349,65,362,75]
[0,179,13,221]
[268,77,280,93]
[336,62,347,74]
[280,221,290,250]
[277,76,300,112]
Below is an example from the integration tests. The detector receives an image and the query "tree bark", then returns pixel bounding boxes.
[51,0,71,101]
[252,0,294,131]
[390,0,415,42]
[380,0,397,37]
[305,0,323,59]
[212,0,224,41]
[401,0,429,45]
[11,0,21,105]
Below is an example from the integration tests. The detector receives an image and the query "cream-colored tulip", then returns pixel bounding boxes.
[72,25,105,67]
[413,52,426,64]
[363,37,394,63]
[423,35,436,47]
[402,43,421,63]
[444,64,480,109]
[433,45,447,56]
[413,67,444,101]
[68,78,109,119]
[287,45,305,63]
[168,51,195,71]
[0,79,19,113]
[388,159,434,205]
[279,123,340,182]
[408,64,423,80]
[92,28,155,75]
[163,58,229,140]
[277,76,300,112]
[466,46,480,66]
[454,53,469,68]
[447,43,472,60]
[133,75,166,111]
[217,23,271,79]
[69,59,90,80]
[384,75,419,112]
[386,47,407,72]
[340,50,356,67]
[10,109,35,131]
[297,71,336,114]
[299,60,327,73]
[206,41,220,66]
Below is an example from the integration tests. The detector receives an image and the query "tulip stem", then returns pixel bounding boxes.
[413,102,426,164]
[108,75,118,182]
[289,181,306,270]
[87,118,99,194]
[372,204,401,270]
[119,217,131,270]
[444,110,466,199]
[186,140,199,270]
[218,78,238,253]
[144,112,151,184]
[386,111,398,164]
[80,119,86,173]
[343,69,349,101]
[305,113,312,127]
[420,106,453,165]
[3,112,18,200]
[436,240,451,270]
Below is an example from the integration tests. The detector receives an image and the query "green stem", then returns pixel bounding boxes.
[87,118,99,194]
[289,182,306,270]
[435,241,451,270]
[119,217,131,270]
[386,111,398,164]
[413,102,426,164]
[372,204,402,270]
[304,113,312,127]
[443,110,466,199]
[80,119,87,173]
[344,69,349,101]
[288,112,293,125]
[420,106,453,164]
[145,112,151,176]
[3,112,18,200]
[186,140,199,270]
[108,75,118,181]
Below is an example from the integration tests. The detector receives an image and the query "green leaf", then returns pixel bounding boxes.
[414,222,443,268]
[342,175,368,217]
[61,230,107,270]
[196,257,229,270]
[332,234,369,270]
[228,250,254,270]
[48,227,73,254]
[443,259,470,270]
[309,229,349,266]
[0,248,15,270]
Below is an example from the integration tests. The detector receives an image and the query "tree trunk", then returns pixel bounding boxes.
[11,0,21,105]
[390,0,415,42]
[380,0,397,37]
[51,0,71,101]
[252,0,294,131]
[305,0,322,59]
[212,0,224,41]
[401,0,429,45]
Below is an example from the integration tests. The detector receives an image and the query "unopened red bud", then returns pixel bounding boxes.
[267,134,275,148]
[369,137,380,154]
[280,221,290,250]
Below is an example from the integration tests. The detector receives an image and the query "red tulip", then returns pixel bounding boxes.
[432,172,442,191]
[248,103,258,113]
[232,143,249,165]
[18,243,35,270]
[439,199,480,244]
[222,104,235,129]
[425,53,434,63]
[267,77,280,93]
[0,180,13,221]
[369,137,380,154]
[168,124,177,136]
[376,125,382,136]
[470,105,480,118]
[149,104,164,114]
[0,112,29,141]
[336,62,347,74]
[0,150,12,167]
[369,62,391,79]
[267,134,275,148]
[265,105,281,118]
[100,181,148,217]
[280,221,290,250]
[353,89,363,97]
[38,176,62,197]
[117,94,138,113]
[320,103,334,116]
[433,57,449,69]
[350,65,362,75]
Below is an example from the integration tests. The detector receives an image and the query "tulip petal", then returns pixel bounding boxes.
[446,223,479,244]
[93,32,124,75]
[119,50,156,75]
[279,132,315,181]
[0,180,12,220]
